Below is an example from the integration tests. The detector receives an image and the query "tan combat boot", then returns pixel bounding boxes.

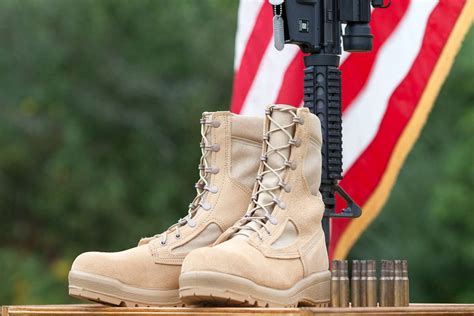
[180,104,330,307]
[68,111,263,306]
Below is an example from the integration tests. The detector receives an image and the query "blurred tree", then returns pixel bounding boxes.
[0,0,472,306]
[0,0,238,304]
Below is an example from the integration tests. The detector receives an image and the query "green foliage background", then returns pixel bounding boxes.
[0,0,472,305]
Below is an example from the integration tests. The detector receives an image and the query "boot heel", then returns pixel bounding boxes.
[297,277,331,307]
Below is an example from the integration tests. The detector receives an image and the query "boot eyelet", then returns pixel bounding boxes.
[269,216,278,225]
[187,218,197,228]
[293,116,304,125]
[273,198,286,209]
[199,201,212,211]
[195,182,204,189]
[284,160,297,170]
[160,240,167,246]
[205,185,218,194]
[279,182,291,193]
[211,144,220,152]
[175,234,181,239]
[206,167,220,174]
[289,139,301,147]
[211,120,221,128]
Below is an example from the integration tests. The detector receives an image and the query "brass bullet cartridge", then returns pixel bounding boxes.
[394,260,403,306]
[388,260,395,306]
[340,260,350,307]
[360,260,367,307]
[351,260,361,307]
[379,260,389,307]
[331,260,340,307]
[402,260,410,306]
[367,260,377,307]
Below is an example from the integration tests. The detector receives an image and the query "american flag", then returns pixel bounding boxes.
[230,0,472,258]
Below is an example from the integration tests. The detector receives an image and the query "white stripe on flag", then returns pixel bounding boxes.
[341,51,350,65]
[234,0,265,71]
[240,41,300,116]
[341,0,439,173]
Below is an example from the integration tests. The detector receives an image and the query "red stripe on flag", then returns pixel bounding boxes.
[230,3,273,114]
[329,0,467,256]
[341,0,411,112]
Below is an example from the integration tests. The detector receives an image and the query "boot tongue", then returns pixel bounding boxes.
[256,108,295,211]
[234,106,296,239]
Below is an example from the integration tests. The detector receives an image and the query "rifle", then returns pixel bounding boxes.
[270,0,390,248]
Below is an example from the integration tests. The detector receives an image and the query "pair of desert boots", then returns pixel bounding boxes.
[68,104,330,308]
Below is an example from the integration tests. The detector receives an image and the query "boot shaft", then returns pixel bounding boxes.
[148,111,263,263]
[251,104,326,238]
[257,105,324,208]
[228,105,325,236]
[215,104,328,273]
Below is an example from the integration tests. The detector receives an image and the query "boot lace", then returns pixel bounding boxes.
[144,113,221,246]
[233,105,302,240]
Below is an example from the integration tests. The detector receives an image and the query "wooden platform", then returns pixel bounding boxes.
[3,304,474,316]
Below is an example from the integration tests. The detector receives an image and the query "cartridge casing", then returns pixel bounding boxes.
[394,260,403,306]
[388,260,395,306]
[331,260,340,307]
[360,260,367,307]
[402,260,410,306]
[351,260,361,307]
[366,260,377,307]
[379,260,389,307]
[340,260,350,307]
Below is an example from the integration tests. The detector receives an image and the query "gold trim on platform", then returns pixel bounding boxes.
[4,304,474,316]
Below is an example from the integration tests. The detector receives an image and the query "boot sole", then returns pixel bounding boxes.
[68,270,183,307]
[179,270,330,307]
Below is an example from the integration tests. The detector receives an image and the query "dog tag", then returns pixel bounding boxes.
[273,14,285,51]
